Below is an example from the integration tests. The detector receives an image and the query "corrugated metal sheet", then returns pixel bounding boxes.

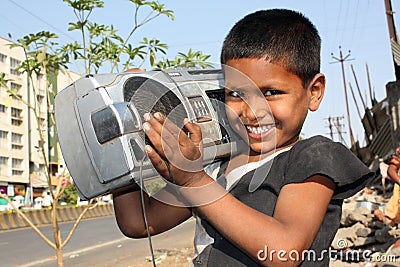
[391,38,400,66]
[369,118,392,159]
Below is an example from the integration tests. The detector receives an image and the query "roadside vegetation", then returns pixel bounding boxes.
[0,1,211,266]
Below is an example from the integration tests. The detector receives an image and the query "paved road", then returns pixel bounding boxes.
[0,215,195,267]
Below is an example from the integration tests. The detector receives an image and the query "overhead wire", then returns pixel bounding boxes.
[341,0,351,44]
[0,15,29,37]
[333,0,344,47]
[6,0,85,75]
[350,0,360,45]
[7,0,75,41]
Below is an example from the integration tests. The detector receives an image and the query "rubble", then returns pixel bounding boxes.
[331,187,400,266]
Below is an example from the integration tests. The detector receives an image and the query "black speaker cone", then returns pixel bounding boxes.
[123,76,188,147]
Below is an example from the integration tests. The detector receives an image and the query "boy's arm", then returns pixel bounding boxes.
[388,163,400,185]
[388,156,400,185]
[113,189,192,238]
[180,174,334,267]
[143,113,335,266]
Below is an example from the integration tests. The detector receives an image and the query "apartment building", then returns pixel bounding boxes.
[0,36,80,203]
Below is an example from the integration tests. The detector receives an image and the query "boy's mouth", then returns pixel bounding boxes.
[245,124,275,136]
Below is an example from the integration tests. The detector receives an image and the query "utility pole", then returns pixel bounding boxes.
[331,46,355,147]
[326,116,334,140]
[325,116,347,146]
[384,0,400,80]
[334,116,347,145]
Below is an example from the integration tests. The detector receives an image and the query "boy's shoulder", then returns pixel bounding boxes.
[264,135,340,167]
[297,135,336,146]
[290,135,343,155]
[281,135,372,200]
[284,134,364,170]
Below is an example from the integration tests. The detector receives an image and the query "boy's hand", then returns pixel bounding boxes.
[143,112,206,187]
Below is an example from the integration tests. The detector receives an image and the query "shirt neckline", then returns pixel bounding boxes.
[225,146,293,190]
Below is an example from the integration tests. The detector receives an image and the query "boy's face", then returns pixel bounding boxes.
[224,58,324,155]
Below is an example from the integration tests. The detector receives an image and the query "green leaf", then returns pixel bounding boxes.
[37,49,47,64]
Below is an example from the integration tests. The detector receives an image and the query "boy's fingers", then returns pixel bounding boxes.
[143,113,163,134]
[183,118,202,147]
[153,112,165,122]
[148,112,188,150]
[125,68,146,73]
[143,119,170,158]
[147,112,181,139]
[157,113,183,138]
[144,145,170,179]
[144,113,180,156]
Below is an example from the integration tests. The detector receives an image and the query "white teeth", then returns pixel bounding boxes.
[246,125,273,134]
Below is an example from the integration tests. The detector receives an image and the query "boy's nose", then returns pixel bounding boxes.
[242,98,270,121]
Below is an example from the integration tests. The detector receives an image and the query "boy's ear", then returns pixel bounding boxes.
[308,73,326,112]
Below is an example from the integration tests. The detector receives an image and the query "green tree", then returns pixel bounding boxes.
[62,0,209,72]
[157,48,213,69]
[0,1,211,266]
[1,31,93,267]
[59,184,78,204]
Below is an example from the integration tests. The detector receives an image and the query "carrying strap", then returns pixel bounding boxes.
[215,159,229,189]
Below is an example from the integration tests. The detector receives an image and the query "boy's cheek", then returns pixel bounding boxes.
[226,115,248,141]
[269,105,291,120]
[226,107,240,124]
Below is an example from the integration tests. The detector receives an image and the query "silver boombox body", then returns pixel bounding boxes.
[55,69,239,200]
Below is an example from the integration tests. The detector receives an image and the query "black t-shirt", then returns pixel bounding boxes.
[193,135,373,267]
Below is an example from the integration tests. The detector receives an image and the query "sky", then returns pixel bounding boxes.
[2,0,400,147]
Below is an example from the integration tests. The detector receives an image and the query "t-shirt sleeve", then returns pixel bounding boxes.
[283,136,374,200]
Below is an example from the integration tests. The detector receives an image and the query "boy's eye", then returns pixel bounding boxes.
[227,90,245,98]
[263,90,281,97]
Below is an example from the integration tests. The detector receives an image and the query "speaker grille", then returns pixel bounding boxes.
[123,76,188,145]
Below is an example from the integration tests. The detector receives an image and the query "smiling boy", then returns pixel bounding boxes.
[113,9,373,266]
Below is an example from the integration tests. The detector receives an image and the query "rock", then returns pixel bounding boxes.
[353,236,376,247]
[333,191,400,263]
[368,220,386,229]
[362,194,380,203]
[358,207,373,216]
[375,226,393,243]
[341,209,351,226]
[368,241,396,253]
[356,227,374,237]
[389,228,400,238]
[352,222,366,232]
[336,227,358,242]
[331,237,354,250]
[343,211,369,226]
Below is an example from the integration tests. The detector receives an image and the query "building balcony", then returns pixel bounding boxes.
[29,172,48,188]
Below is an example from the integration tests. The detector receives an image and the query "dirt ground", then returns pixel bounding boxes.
[128,247,194,267]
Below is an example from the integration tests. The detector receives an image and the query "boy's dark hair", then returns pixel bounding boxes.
[221,9,321,87]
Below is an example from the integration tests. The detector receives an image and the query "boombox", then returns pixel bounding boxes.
[54,69,240,200]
